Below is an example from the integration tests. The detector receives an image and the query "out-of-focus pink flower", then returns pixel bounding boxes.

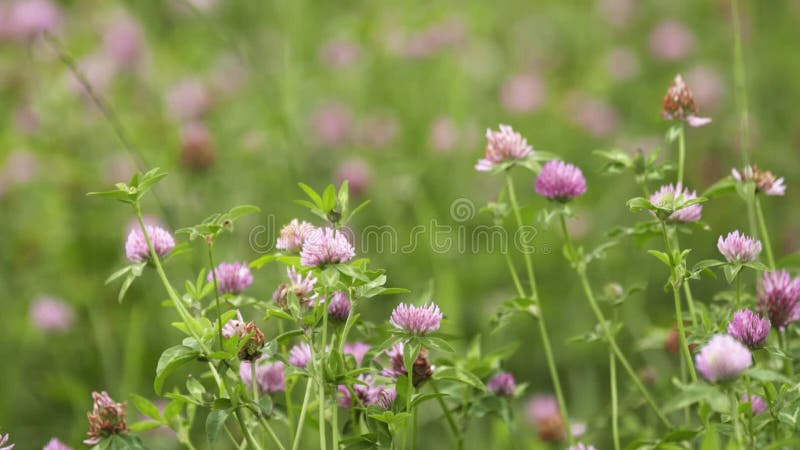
[390,18,466,59]
[355,114,398,149]
[2,149,38,185]
[222,310,246,339]
[180,121,216,170]
[335,158,372,196]
[429,116,460,153]
[210,53,248,96]
[30,296,74,333]
[102,13,145,71]
[240,357,286,394]
[605,47,640,81]
[564,93,619,137]
[9,0,61,39]
[596,0,635,28]
[499,74,546,114]
[487,372,516,396]
[685,66,724,112]
[568,443,597,450]
[741,394,767,415]
[102,154,137,185]
[649,20,695,61]
[695,334,752,382]
[166,78,212,122]
[66,54,117,99]
[311,102,353,148]
[319,39,361,69]
[525,394,583,442]
[343,341,370,366]
[273,267,319,306]
[13,106,40,135]
[338,375,383,408]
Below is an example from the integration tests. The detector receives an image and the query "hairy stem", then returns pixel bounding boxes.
[610,312,621,450]
[207,246,225,350]
[677,124,686,186]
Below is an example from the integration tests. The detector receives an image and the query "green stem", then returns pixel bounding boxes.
[561,216,672,427]
[411,407,418,450]
[610,313,620,450]
[430,379,462,450]
[506,173,573,443]
[258,415,287,450]
[755,197,776,270]
[731,0,751,168]
[736,275,742,310]
[292,377,315,450]
[319,309,329,450]
[503,252,525,297]
[659,223,698,384]
[234,408,264,450]
[670,233,699,327]
[207,245,225,350]
[677,124,686,186]
[251,362,260,406]
[779,331,793,376]
[731,390,743,449]
[279,322,296,443]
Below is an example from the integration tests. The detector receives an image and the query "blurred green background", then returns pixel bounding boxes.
[2,0,800,448]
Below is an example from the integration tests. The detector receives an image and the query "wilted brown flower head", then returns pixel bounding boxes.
[662,74,711,127]
[238,321,265,361]
[84,391,128,445]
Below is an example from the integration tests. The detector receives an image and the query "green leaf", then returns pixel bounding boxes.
[118,272,138,303]
[129,393,163,423]
[205,408,230,445]
[154,345,200,395]
[627,197,655,213]
[129,420,162,432]
[86,189,135,203]
[322,184,337,211]
[647,250,672,268]
[723,264,744,284]
[703,177,737,199]
[298,182,323,208]
[225,205,260,222]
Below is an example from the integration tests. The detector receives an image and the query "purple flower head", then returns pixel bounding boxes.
[29,296,74,333]
[535,160,587,201]
[525,394,559,423]
[390,303,443,335]
[662,74,711,127]
[125,225,175,263]
[208,262,253,295]
[0,434,13,450]
[758,270,800,331]
[276,219,315,252]
[343,341,371,366]
[240,357,286,394]
[327,291,351,321]
[717,231,762,263]
[300,227,355,267]
[732,165,786,196]
[381,342,406,378]
[288,343,312,368]
[649,183,703,223]
[476,124,533,172]
[338,375,382,408]
[375,387,397,410]
[568,444,598,450]
[649,20,694,62]
[275,266,319,307]
[9,0,61,39]
[741,394,767,416]
[102,13,144,71]
[221,310,246,339]
[165,78,211,122]
[335,159,372,196]
[85,391,128,444]
[43,438,71,450]
[728,309,771,349]
[487,371,516,397]
[695,334,752,382]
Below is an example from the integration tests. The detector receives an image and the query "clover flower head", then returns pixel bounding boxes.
[475,124,533,172]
